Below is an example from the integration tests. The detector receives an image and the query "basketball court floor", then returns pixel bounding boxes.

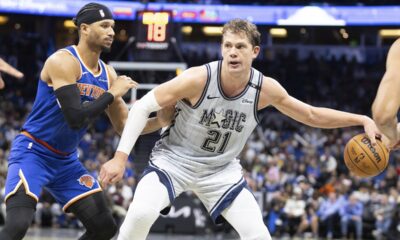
[5,227,326,239]
[23,228,240,240]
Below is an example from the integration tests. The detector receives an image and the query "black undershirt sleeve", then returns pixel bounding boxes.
[54,84,114,130]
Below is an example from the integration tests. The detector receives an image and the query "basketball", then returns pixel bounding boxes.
[344,134,389,177]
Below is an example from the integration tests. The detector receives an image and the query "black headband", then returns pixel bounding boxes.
[73,3,113,27]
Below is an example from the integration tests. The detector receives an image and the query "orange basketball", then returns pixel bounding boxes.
[344,134,389,177]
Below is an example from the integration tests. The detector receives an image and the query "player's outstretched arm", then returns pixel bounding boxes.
[0,57,24,89]
[372,39,400,147]
[99,66,207,187]
[261,76,380,144]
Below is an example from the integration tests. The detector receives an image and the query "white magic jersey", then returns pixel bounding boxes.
[151,61,263,171]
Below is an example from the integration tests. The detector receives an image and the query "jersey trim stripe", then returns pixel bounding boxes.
[191,64,212,109]
[209,177,246,222]
[63,188,102,212]
[149,161,176,200]
[59,48,83,80]
[254,72,263,124]
[4,169,39,203]
[143,163,176,203]
[72,45,103,77]
[21,130,70,156]
[217,60,253,100]
[101,60,111,90]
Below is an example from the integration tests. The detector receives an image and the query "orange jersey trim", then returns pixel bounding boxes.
[21,130,70,156]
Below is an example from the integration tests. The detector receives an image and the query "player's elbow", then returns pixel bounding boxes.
[373,111,396,128]
[132,96,159,115]
[305,107,319,127]
[372,101,396,127]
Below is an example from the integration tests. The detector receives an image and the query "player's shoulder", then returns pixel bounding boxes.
[105,64,117,79]
[257,75,288,108]
[179,65,208,85]
[260,75,280,91]
[45,50,79,70]
[386,38,400,65]
[392,38,400,47]
[184,65,208,77]
[388,38,400,52]
[43,50,80,79]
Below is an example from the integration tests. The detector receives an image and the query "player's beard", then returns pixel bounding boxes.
[101,45,111,53]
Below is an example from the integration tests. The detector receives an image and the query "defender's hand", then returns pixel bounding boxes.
[108,75,138,98]
[99,156,126,188]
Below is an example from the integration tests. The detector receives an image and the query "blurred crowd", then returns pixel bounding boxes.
[241,116,400,239]
[0,30,400,239]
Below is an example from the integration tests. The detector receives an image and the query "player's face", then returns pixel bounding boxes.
[221,31,260,73]
[87,20,115,52]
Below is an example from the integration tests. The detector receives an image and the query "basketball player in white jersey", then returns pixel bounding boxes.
[372,38,400,150]
[100,19,380,240]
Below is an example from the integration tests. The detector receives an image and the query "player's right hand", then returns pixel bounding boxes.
[108,75,138,98]
[99,154,127,188]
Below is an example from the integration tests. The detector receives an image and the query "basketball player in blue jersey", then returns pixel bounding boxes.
[100,19,381,240]
[372,39,400,150]
[0,3,173,240]
[0,57,24,89]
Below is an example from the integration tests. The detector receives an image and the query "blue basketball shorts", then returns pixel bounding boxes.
[4,134,102,211]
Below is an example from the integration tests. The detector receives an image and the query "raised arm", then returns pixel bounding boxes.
[372,39,400,147]
[259,76,379,143]
[99,66,207,186]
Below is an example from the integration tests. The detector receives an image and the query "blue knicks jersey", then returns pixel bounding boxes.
[22,45,110,154]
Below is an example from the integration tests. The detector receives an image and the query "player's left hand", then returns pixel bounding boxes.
[362,116,381,146]
[99,156,126,188]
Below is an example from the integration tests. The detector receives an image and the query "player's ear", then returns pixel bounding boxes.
[80,23,90,36]
[252,46,260,59]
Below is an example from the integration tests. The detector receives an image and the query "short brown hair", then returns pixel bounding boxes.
[222,19,261,47]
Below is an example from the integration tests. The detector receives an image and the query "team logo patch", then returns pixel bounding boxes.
[99,9,105,18]
[78,174,95,189]
[241,98,253,104]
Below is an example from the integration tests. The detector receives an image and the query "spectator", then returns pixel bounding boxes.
[340,194,364,239]
[372,194,396,239]
[296,204,319,238]
[283,187,306,236]
[317,191,345,238]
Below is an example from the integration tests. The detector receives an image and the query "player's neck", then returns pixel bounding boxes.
[76,43,101,74]
[220,68,251,96]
